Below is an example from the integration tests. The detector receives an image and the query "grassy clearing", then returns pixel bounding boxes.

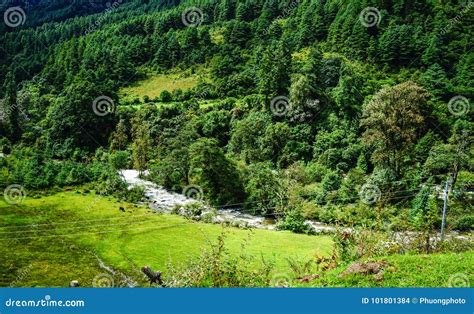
[120,73,199,101]
[0,191,331,287]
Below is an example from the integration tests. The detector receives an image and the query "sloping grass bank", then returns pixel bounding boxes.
[0,191,331,287]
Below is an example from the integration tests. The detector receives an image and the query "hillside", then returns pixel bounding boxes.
[0,0,472,288]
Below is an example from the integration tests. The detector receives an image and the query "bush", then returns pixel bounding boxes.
[182,202,204,219]
[201,209,217,223]
[321,170,341,192]
[277,209,311,234]
[332,228,392,263]
[109,150,130,170]
[454,215,474,231]
[163,231,275,287]
[95,167,128,199]
[125,185,145,202]
[160,90,172,102]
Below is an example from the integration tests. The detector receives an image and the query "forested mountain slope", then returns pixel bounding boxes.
[1,0,472,232]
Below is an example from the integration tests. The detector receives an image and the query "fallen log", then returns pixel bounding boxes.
[141,266,164,286]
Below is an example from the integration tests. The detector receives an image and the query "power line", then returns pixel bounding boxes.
[0,222,190,241]
[0,177,456,233]
[0,218,152,235]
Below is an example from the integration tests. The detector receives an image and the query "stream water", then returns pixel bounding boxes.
[120,170,289,231]
[120,170,471,242]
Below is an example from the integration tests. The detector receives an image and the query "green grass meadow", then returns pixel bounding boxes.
[120,73,199,101]
[0,191,331,287]
[1,191,471,287]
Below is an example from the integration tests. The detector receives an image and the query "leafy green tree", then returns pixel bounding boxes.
[410,185,438,253]
[131,116,151,175]
[1,72,20,141]
[188,138,245,205]
[229,111,271,163]
[419,63,451,98]
[260,122,290,164]
[258,39,291,96]
[110,119,129,152]
[361,82,431,176]
[46,76,116,155]
[243,162,285,215]
[424,120,473,188]
[331,64,365,117]
[289,74,316,122]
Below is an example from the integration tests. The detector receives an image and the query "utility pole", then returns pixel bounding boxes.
[440,176,452,241]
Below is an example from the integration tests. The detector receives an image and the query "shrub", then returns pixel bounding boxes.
[163,231,275,287]
[454,215,474,231]
[160,90,172,102]
[182,202,204,219]
[201,210,217,223]
[277,208,311,234]
[125,185,145,203]
[95,166,128,199]
[109,150,130,170]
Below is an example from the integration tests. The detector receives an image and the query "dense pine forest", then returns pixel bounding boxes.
[0,0,473,287]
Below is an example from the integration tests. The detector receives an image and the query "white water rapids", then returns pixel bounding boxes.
[119,170,471,242]
[120,170,279,230]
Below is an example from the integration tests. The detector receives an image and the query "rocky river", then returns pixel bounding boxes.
[120,170,314,231]
[120,170,472,243]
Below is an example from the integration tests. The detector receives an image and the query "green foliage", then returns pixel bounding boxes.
[109,151,130,170]
[242,162,285,215]
[276,208,311,234]
[160,90,173,102]
[321,171,342,194]
[126,185,146,203]
[361,82,431,176]
[182,202,204,219]
[164,231,275,287]
[1,0,472,238]
[110,119,129,152]
[131,114,152,175]
[454,216,474,232]
[188,138,245,205]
